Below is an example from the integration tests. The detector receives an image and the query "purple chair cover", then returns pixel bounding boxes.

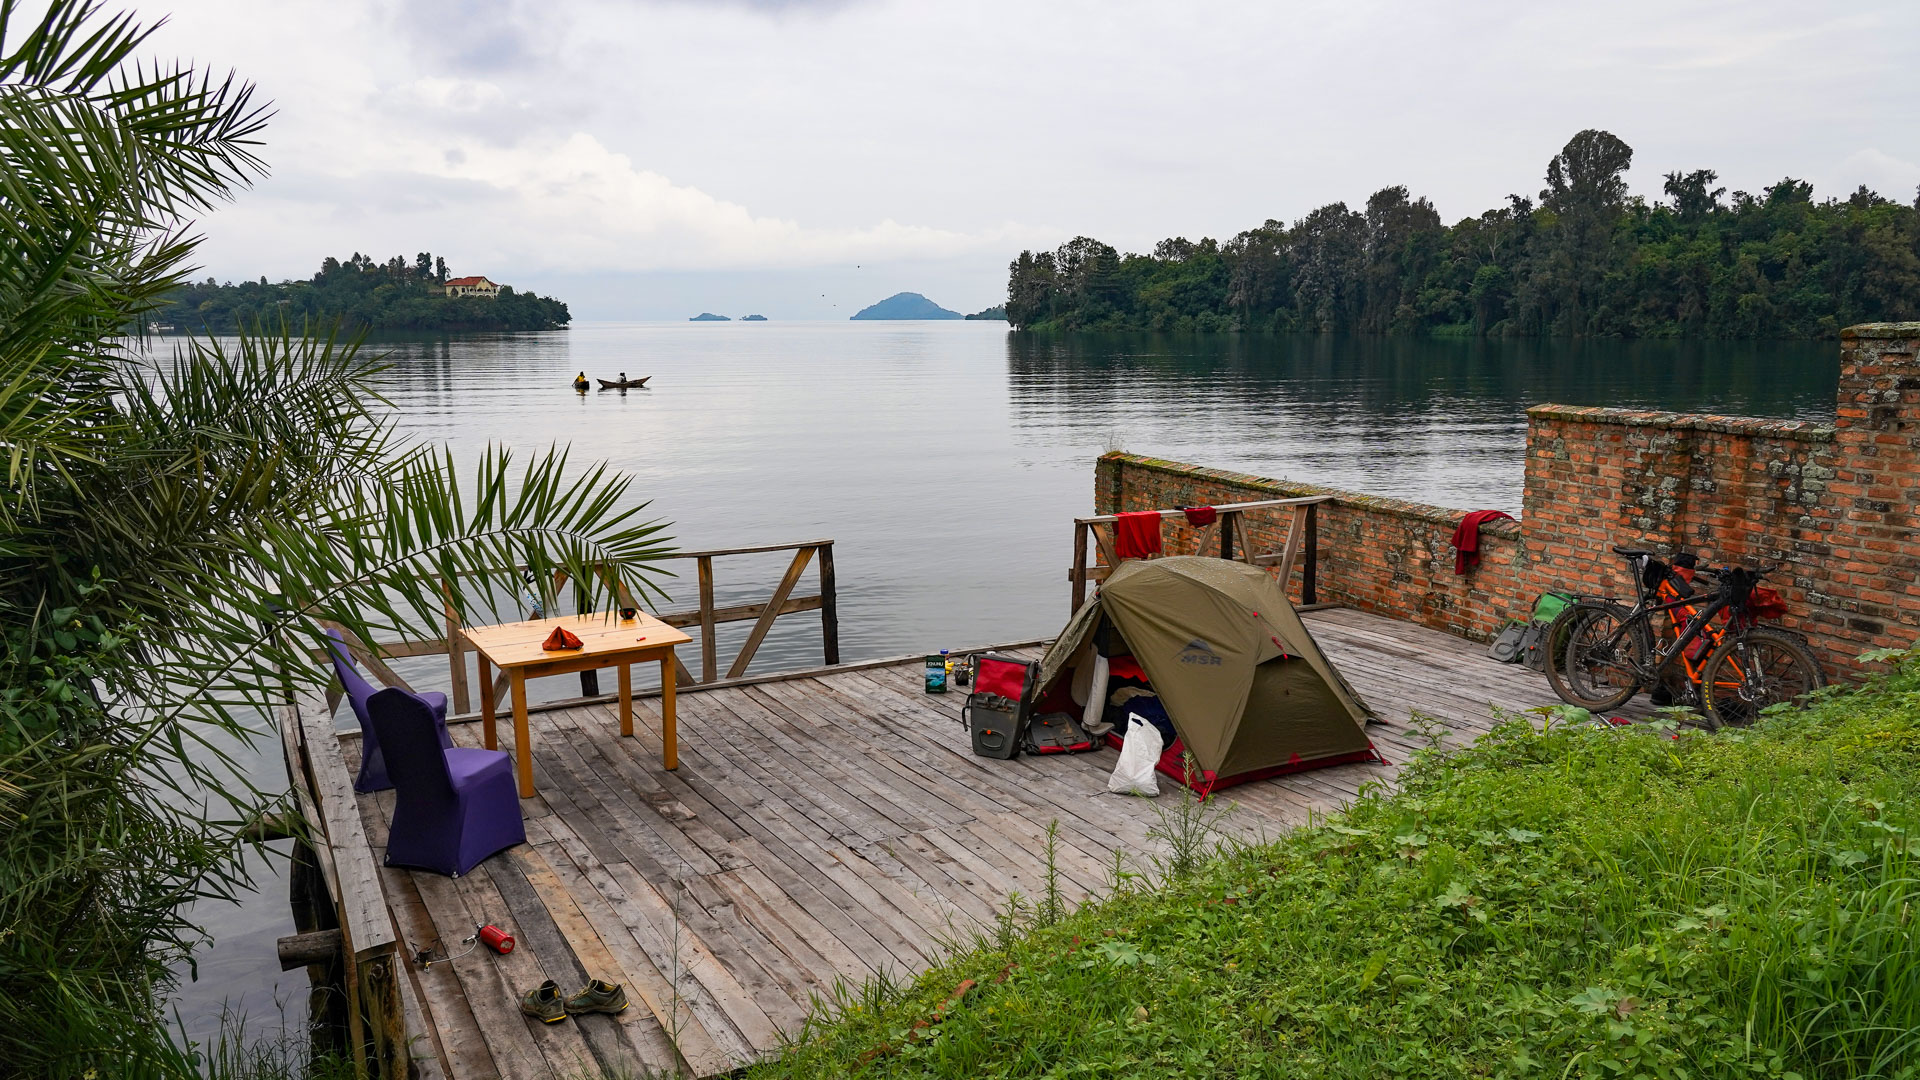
[369,687,525,877]
[325,629,451,793]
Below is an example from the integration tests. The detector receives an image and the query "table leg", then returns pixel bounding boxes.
[618,663,633,737]
[477,653,496,750]
[510,670,534,798]
[661,651,678,770]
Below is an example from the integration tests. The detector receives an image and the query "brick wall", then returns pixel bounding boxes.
[1521,407,1834,622]
[1095,322,1920,679]
[1094,455,1531,641]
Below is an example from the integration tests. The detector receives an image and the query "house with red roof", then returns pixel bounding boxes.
[443,275,499,298]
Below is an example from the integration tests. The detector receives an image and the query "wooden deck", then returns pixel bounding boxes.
[343,607,1621,1078]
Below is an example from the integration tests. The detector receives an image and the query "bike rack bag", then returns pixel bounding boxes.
[964,653,1038,760]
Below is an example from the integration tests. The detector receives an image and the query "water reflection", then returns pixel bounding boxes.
[1005,333,1835,512]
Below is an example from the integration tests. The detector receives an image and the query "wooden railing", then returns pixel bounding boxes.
[280,538,839,1076]
[1069,497,1329,611]
[279,682,415,1078]
[311,539,838,714]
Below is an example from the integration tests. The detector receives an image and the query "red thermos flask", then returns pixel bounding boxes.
[478,924,514,954]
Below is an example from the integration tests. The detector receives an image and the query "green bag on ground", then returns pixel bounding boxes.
[1531,591,1575,625]
[1519,592,1579,673]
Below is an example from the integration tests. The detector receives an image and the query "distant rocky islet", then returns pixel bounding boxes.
[684,294,1006,322]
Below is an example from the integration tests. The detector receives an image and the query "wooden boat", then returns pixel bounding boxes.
[596,376,651,389]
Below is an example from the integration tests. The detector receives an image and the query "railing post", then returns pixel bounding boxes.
[1070,520,1088,612]
[574,577,599,697]
[1220,510,1235,561]
[1302,503,1319,605]
[697,555,717,684]
[818,542,839,666]
[442,579,469,715]
[361,952,407,1079]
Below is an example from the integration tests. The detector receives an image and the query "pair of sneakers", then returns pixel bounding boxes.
[521,978,628,1024]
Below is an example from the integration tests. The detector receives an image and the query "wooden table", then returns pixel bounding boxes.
[460,613,693,797]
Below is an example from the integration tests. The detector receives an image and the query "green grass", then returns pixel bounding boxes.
[748,656,1920,1079]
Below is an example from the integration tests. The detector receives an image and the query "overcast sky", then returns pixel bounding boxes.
[152,0,1920,320]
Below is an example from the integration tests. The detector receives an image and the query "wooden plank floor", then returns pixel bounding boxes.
[346,607,1629,1078]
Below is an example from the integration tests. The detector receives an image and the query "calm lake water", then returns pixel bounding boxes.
[171,322,1838,1041]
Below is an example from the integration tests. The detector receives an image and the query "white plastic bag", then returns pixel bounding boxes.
[1107,714,1162,797]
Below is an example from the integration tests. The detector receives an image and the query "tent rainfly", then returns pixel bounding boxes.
[1036,556,1379,795]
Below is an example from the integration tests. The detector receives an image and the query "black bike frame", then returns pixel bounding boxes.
[1598,559,1738,681]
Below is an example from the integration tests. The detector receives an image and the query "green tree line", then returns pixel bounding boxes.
[1006,130,1920,338]
[158,251,570,332]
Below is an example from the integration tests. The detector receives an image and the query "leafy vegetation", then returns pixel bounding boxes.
[157,252,570,333]
[0,3,663,1076]
[752,662,1920,1078]
[1007,129,1920,338]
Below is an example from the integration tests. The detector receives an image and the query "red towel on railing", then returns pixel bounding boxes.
[1451,510,1515,574]
[1114,512,1164,560]
[1181,505,1218,527]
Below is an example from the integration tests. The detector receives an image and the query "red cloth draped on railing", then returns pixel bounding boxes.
[1114,511,1164,559]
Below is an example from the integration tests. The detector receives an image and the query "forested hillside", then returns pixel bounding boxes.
[1006,130,1920,338]
[157,252,570,332]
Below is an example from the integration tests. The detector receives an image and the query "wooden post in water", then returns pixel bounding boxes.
[818,541,840,666]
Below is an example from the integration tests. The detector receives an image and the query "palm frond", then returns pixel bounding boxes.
[0,4,677,1072]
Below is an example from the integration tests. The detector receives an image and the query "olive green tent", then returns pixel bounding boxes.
[1038,556,1375,789]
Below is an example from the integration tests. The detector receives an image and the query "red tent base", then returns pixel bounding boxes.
[1103,732,1385,800]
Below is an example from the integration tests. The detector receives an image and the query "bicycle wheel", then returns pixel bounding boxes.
[1545,600,1647,711]
[1699,627,1825,730]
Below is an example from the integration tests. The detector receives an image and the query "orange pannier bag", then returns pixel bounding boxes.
[1655,564,1717,660]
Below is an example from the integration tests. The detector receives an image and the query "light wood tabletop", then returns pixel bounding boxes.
[460,612,692,797]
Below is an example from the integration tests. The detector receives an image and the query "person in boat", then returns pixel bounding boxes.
[572,371,589,391]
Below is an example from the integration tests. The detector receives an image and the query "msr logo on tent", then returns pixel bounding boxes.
[1178,639,1222,666]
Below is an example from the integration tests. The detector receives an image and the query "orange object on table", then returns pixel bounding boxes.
[542,626,584,650]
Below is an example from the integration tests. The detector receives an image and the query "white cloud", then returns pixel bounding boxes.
[200,124,1040,277]
[400,78,511,114]
[401,131,1029,269]
[150,0,1920,314]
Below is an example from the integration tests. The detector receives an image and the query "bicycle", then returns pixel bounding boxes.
[1545,546,1824,729]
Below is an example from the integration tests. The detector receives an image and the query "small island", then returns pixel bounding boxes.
[155,252,569,332]
[690,312,731,322]
[965,305,1008,321]
[741,314,768,321]
[849,292,963,321]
